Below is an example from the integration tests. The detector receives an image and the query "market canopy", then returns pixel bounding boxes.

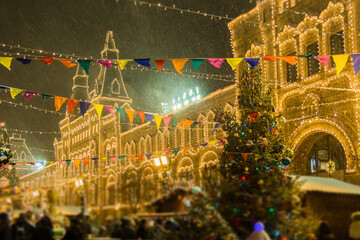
[291,175,360,195]
[52,206,89,216]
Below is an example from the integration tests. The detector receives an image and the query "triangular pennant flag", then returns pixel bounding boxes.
[16,58,32,64]
[297,54,314,58]
[333,54,349,75]
[145,113,154,125]
[73,159,81,168]
[67,99,79,115]
[93,103,104,119]
[213,123,221,134]
[24,91,37,101]
[137,154,144,162]
[145,153,153,160]
[78,60,91,74]
[10,88,23,99]
[184,120,194,129]
[55,96,67,111]
[279,56,296,65]
[351,54,360,75]
[80,102,91,116]
[226,58,243,70]
[116,60,129,70]
[57,59,76,68]
[191,59,205,70]
[38,56,54,65]
[177,119,187,129]
[171,59,188,74]
[263,55,277,61]
[200,142,208,147]
[0,86,8,89]
[173,148,181,156]
[154,115,163,130]
[119,155,126,165]
[191,122,200,128]
[65,160,71,167]
[208,58,225,68]
[209,140,217,146]
[92,158,99,164]
[314,56,330,67]
[244,58,260,68]
[128,154,136,161]
[136,111,145,124]
[116,108,126,120]
[111,156,117,163]
[241,153,248,161]
[102,156,108,161]
[163,117,171,131]
[125,109,135,125]
[154,59,168,71]
[17,162,25,165]
[172,118,179,129]
[164,149,171,156]
[41,94,52,100]
[97,60,113,68]
[104,106,114,116]
[182,147,189,153]
[134,59,151,68]
[83,158,90,166]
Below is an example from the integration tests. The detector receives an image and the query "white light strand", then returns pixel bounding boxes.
[8,128,61,135]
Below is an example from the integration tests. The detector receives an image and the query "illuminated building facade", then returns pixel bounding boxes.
[228,0,360,182]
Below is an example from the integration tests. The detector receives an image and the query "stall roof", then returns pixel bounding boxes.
[291,175,360,195]
[53,206,89,216]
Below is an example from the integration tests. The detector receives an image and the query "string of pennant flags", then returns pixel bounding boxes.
[1,54,360,75]
[0,84,222,131]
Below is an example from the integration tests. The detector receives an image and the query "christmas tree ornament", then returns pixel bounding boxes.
[246,140,254,148]
[281,158,291,166]
[325,160,336,174]
[258,138,269,148]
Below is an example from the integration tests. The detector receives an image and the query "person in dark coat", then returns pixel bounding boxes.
[137,219,151,239]
[112,217,137,239]
[62,218,82,240]
[0,212,12,240]
[316,222,335,240]
[33,216,54,240]
[11,213,34,240]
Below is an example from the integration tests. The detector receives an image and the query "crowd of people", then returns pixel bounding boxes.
[0,210,176,240]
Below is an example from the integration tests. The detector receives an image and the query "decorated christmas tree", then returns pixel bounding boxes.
[0,122,16,189]
[170,69,319,240]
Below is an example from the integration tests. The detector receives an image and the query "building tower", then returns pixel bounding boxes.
[71,64,90,101]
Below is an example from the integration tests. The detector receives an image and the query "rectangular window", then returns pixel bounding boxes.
[307,42,320,76]
[287,52,297,83]
[330,30,345,67]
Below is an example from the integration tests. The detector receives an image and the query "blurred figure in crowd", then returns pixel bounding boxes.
[11,213,34,240]
[316,221,335,240]
[137,219,152,239]
[33,216,54,240]
[152,218,167,240]
[0,212,12,240]
[112,216,137,239]
[62,218,82,240]
[350,211,360,240]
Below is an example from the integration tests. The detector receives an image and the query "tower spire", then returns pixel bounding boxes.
[71,64,90,101]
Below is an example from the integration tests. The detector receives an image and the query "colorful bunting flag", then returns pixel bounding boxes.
[333,54,349,75]
[92,158,99,164]
[83,158,90,166]
[314,56,330,67]
[116,60,129,70]
[226,58,243,70]
[279,56,296,65]
[164,149,171,156]
[125,109,135,125]
[67,99,79,115]
[80,102,91,116]
[200,142,208,147]
[116,108,126,120]
[241,153,248,161]
[134,59,151,68]
[118,155,126,165]
[104,106,114,116]
[154,59,168,71]
[111,156,117,163]
[297,54,314,58]
[351,54,360,75]
[208,58,225,68]
[65,160,71,167]
[24,91,37,101]
[171,59,188,74]
[263,55,277,61]
[10,88,23,99]
[154,115,162,130]
[73,159,81,168]
[183,120,194,129]
[209,140,217,146]
[244,58,260,68]
[173,148,180,156]
[38,57,54,65]
[182,147,189,153]
[163,117,171,131]
[55,96,67,111]
[145,113,154,125]
[177,119,187,129]
[97,60,113,68]
[136,111,145,124]
[57,59,76,68]
[16,58,32,64]
[41,94,52,100]
[137,154,144,162]
[145,153,153,160]
[213,123,221,133]
[128,154,136,161]
[191,59,205,70]
[93,103,104,119]
[78,60,91,74]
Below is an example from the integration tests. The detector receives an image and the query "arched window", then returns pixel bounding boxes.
[111,78,120,94]
[106,175,116,206]
[20,152,26,161]
[145,135,152,153]
[139,138,145,154]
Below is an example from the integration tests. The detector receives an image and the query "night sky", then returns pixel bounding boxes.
[0,0,254,161]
